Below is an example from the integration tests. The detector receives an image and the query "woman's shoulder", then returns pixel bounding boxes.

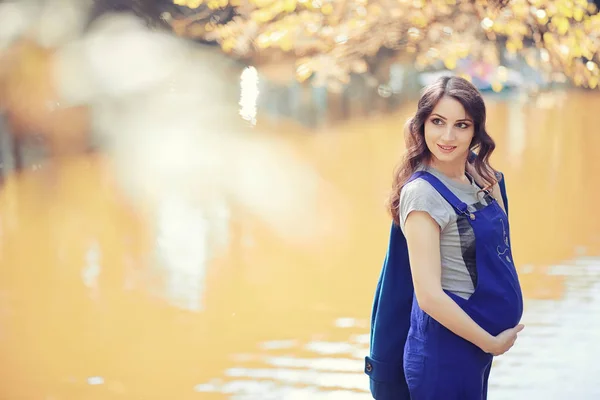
[400,177,453,230]
[402,166,450,196]
[401,176,438,198]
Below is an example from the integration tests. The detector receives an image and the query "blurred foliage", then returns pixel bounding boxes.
[167,0,600,91]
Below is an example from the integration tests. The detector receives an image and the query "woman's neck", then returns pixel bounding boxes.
[428,158,468,181]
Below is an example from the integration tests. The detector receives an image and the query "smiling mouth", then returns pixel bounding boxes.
[437,144,457,152]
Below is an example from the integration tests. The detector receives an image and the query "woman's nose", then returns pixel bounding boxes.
[441,126,456,141]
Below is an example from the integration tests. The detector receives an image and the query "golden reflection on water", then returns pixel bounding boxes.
[0,91,599,399]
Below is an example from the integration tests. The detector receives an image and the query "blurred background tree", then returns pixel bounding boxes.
[166,0,600,92]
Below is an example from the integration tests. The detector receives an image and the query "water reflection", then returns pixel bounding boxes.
[0,91,599,399]
[193,257,600,400]
[194,317,369,398]
[489,257,600,400]
[153,196,212,312]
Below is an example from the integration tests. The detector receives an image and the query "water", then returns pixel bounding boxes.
[0,90,599,399]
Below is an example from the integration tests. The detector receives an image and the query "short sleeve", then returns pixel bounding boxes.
[399,179,453,233]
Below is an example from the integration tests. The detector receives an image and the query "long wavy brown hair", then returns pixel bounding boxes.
[388,76,498,224]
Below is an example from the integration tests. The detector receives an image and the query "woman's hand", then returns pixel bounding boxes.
[485,324,525,356]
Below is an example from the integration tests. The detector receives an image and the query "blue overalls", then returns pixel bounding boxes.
[365,170,521,400]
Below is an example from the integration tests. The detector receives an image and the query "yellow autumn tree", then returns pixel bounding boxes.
[169,0,599,91]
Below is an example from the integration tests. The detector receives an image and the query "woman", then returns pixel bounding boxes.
[366,76,524,399]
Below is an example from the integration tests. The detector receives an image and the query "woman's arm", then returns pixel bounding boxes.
[404,211,522,355]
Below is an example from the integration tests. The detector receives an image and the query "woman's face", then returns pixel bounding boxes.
[424,95,475,165]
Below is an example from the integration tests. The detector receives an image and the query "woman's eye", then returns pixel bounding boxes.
[432,118,443,125]
[457,122,470,129]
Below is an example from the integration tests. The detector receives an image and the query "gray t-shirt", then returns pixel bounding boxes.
[399,166,492,299]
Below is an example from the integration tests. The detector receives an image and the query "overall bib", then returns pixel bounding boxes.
[365,170,520,400]
[404,171,523,399]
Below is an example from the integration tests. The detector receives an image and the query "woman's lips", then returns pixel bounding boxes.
[437,144,457,153]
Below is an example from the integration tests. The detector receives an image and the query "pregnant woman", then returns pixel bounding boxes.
[366,75,524,400]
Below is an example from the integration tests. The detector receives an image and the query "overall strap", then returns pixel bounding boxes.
[408,171,470,216]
